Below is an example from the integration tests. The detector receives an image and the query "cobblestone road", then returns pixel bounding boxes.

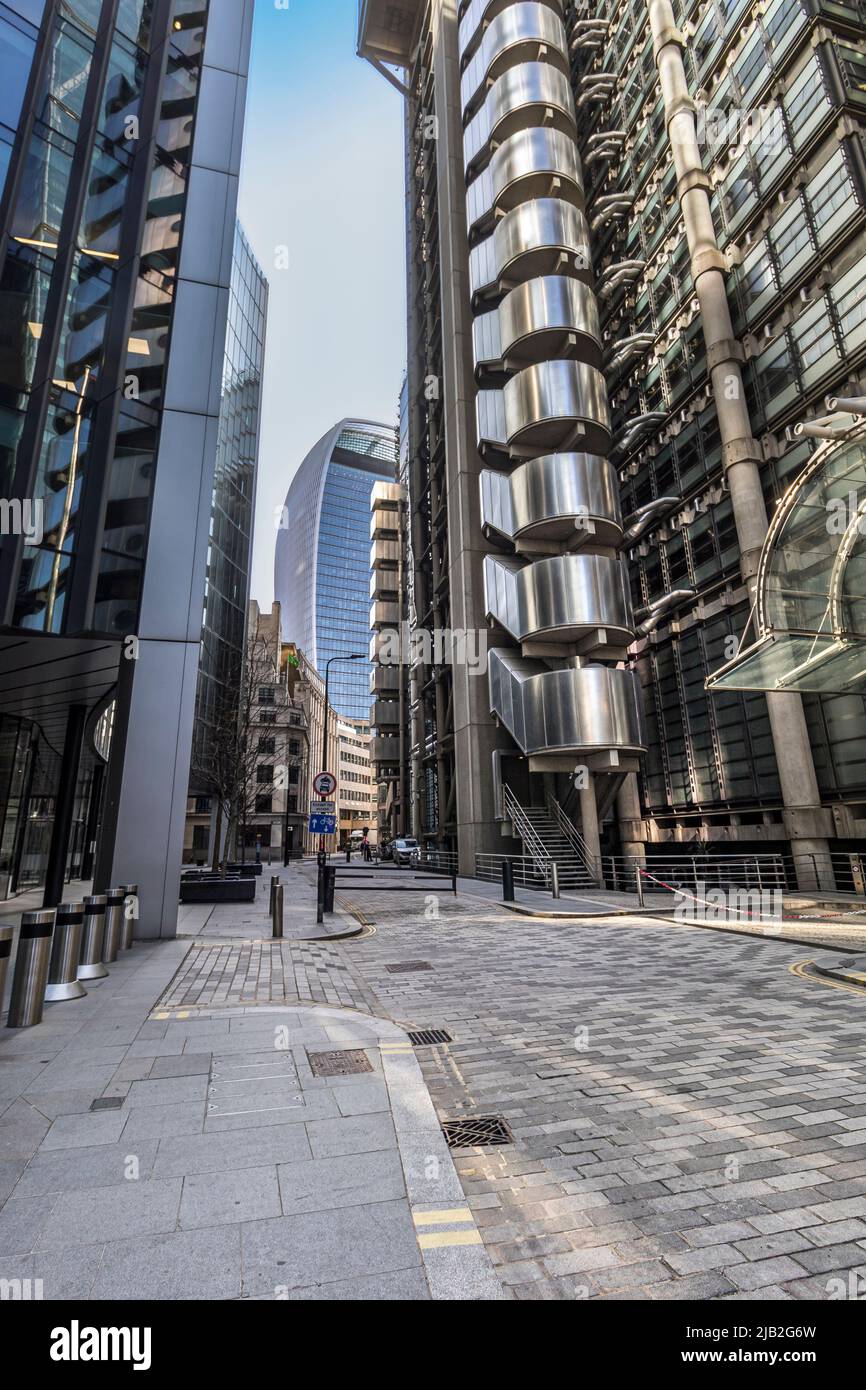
[334,890,866,1301]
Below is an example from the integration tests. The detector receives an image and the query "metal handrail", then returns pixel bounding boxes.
[545,794,596,877]
[601,854,788,894]
[503,786,551,877]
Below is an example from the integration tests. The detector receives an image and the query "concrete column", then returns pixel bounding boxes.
[578,778,602,883]
[647,0,832,889]
[433,0,511,876]
[616,773,647,866]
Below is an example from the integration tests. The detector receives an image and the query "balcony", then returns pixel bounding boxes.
[470,198,592,306]
[370,666,401,695]
[370,569,399,601]
[503,358,611,457]
[480,452,623,548]
[370,735,402,764]
[488,649,646,757]
[463,63,575,179]
[467,126,584,241]
[460,4,570,120]
[370,600,401,630]
[483,552,633,651]
[458,0,564,67]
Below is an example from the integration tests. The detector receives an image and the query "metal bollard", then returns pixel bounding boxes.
[324,865,336,914]
[269,874,280,916]
[78,894,109,980]
[502,859,515,903]
[549,862,560,899]
[7,910,55,1028]
[45,903,87,1002]
[635,864,645,908]
[272,884,284,939]
[120,885,138,950]
[0,925,12,1009]
[103,889,126,963]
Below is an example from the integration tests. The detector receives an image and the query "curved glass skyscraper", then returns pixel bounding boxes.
[275,419,396,720]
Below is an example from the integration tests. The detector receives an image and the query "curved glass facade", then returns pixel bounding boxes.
[275,419,396,721]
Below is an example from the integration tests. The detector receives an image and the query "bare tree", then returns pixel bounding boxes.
[190,628,278,875]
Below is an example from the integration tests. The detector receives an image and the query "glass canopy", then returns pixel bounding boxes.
[707,424,866,694]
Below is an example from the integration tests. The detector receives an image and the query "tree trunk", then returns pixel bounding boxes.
[211,799,223,874]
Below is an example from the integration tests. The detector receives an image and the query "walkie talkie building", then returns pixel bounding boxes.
[358,0,866,882]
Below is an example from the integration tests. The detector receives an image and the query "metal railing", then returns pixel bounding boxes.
[545,794,596,877]
[503,786,551,875]
[601,854,789,895]
[475,853,595,891]
[417,848,460,875]
[785,850,866,896]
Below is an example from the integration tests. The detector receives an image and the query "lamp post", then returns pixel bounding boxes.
[316,652,365,922]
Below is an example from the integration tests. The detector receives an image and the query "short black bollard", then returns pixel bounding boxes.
[324,865,337,915]
[502,859,515,903]
[272,884,284,939]
[316,861,325,925]
[7,910,55,1028]
[269,874,280,916]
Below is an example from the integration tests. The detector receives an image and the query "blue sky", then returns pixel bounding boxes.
[238,0,406,605]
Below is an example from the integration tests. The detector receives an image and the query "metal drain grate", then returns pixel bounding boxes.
[407,1028,452,1046]
[384,961,433,974]
[307,1049,373,1077]
[442,1115,514,1149]
[90,1097,125,1111]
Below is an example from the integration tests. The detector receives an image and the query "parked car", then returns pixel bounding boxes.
[391,837,419,866]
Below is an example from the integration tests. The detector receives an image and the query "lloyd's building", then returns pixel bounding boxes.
[357,0,866,889]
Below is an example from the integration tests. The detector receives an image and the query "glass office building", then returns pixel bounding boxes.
[359,0,866,879]
[0,0,254,932]
[274,419,397,722]
[191,222,267,786]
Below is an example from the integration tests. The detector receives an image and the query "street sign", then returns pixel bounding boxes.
[310,799,335,815]
[313,771,337,797]
[309,814,336,835]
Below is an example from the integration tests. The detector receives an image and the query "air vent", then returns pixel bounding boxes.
[442,1115,514,1149]
[407,1028,452,1046]
[307,1049,373,1077]
[384,961,433,974]
[90,1097,125,1111]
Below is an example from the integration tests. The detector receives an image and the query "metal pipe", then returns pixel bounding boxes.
[45,903,86,1002]
[7,910,54,1028]
[550,861,561,899]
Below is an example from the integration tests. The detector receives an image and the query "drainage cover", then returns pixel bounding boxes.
[384,961,433,974]
[90,1097,125,1111]
[407,1028,452,1046]
[442,1115,513,1149]
[307,1049,373,1077]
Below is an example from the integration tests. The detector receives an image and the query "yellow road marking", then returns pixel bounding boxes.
[789,959,866,997]
[417,1229,483,1250]
[413,1208,473,1226]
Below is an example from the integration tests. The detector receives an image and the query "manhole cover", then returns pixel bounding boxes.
[407,1028,452,1046]
[307,1049,373,1077]
[90,1097,125,1111]
[442,1115,513,1149]
[384,961,433,974]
